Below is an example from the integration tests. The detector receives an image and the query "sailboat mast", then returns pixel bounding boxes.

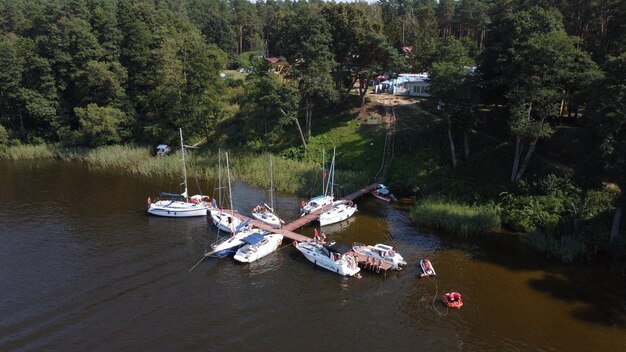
[217,148,222,207]
[330,147,336,198]
[269,154,275,210]
[226,152,233,211]
[322,149,325,196]
[179,128,189,202]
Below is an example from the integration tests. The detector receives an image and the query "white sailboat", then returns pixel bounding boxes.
[233,232,284,263]
[300,149,334,216]
[147,128,211,217]
[319,201,357,226]
[294,240,360,277]
[252,155,284,228]
[318,148,358,226]
[210,151,242,233]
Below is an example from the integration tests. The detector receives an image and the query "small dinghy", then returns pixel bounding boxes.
[370,184,397,202]
[420,259,436,277]
[443,292,463,308]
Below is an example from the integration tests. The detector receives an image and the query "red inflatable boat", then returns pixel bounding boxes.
[443,292,463,308]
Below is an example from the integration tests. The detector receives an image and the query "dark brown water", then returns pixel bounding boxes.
[1,159,624,351]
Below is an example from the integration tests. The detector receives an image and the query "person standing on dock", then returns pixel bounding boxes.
[313,229,319,242]
[319,232,327,243]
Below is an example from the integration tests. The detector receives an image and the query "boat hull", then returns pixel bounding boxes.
[210,245,242,258]
[147,201,210,217]
[206,232,250,258]
[370,191,391,202]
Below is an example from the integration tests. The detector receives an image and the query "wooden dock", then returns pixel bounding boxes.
[228,182,382,243]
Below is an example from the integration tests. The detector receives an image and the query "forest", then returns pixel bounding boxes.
[0,0,625,264]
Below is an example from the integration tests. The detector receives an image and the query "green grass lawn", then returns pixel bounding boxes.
[221,70,247,80]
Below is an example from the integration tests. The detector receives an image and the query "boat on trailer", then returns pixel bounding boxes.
[294,241,360,277]
[420,259,436,277]
[234,232,283,263]
[352,243,407,270]
[370,184,397,202]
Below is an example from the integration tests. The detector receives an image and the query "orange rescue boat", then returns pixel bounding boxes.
[443,292,463,308]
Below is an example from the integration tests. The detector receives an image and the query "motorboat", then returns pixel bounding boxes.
[420,259,436,277]
[205,220,253,258]
[294,241,360,277]
[319,200,357,226]
[234,232,283,263]
[370,184,397,202]
[147,128,212,217]
[352,242,407,270]
[444,292,463,308]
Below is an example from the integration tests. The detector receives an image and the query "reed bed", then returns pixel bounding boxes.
[0,144,55,160]
[411,197,501,236]
[1,144,371,196]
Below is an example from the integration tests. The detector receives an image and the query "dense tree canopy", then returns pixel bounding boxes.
[0,0,624,171]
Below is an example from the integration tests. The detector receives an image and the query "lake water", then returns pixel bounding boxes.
[0,159,624,351]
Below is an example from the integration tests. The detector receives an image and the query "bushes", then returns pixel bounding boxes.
[524,231,588,263]
[501,194,573,233]
[410,197,501,236]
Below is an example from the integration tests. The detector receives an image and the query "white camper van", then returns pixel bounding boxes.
[156,144,171,156]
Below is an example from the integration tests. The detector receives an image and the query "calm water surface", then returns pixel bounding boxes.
[0,159,624,351]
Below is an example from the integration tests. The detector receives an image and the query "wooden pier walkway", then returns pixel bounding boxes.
[229,182,382,243]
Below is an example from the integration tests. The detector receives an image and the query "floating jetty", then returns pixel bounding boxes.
[205,182,393,273]
[228,182,381,243]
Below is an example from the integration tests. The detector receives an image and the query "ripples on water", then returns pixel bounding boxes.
[0,160,624,351]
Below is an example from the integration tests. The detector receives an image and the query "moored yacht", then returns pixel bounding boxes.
[300,195,334,216]
[294,241,360,277]
[234,232,283,263]
[352,243,407,270]
[319,200,357,226]
[205,220,253,258]
[252,155,284,228]
[147,128,212,217]
[210,209,242,233]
